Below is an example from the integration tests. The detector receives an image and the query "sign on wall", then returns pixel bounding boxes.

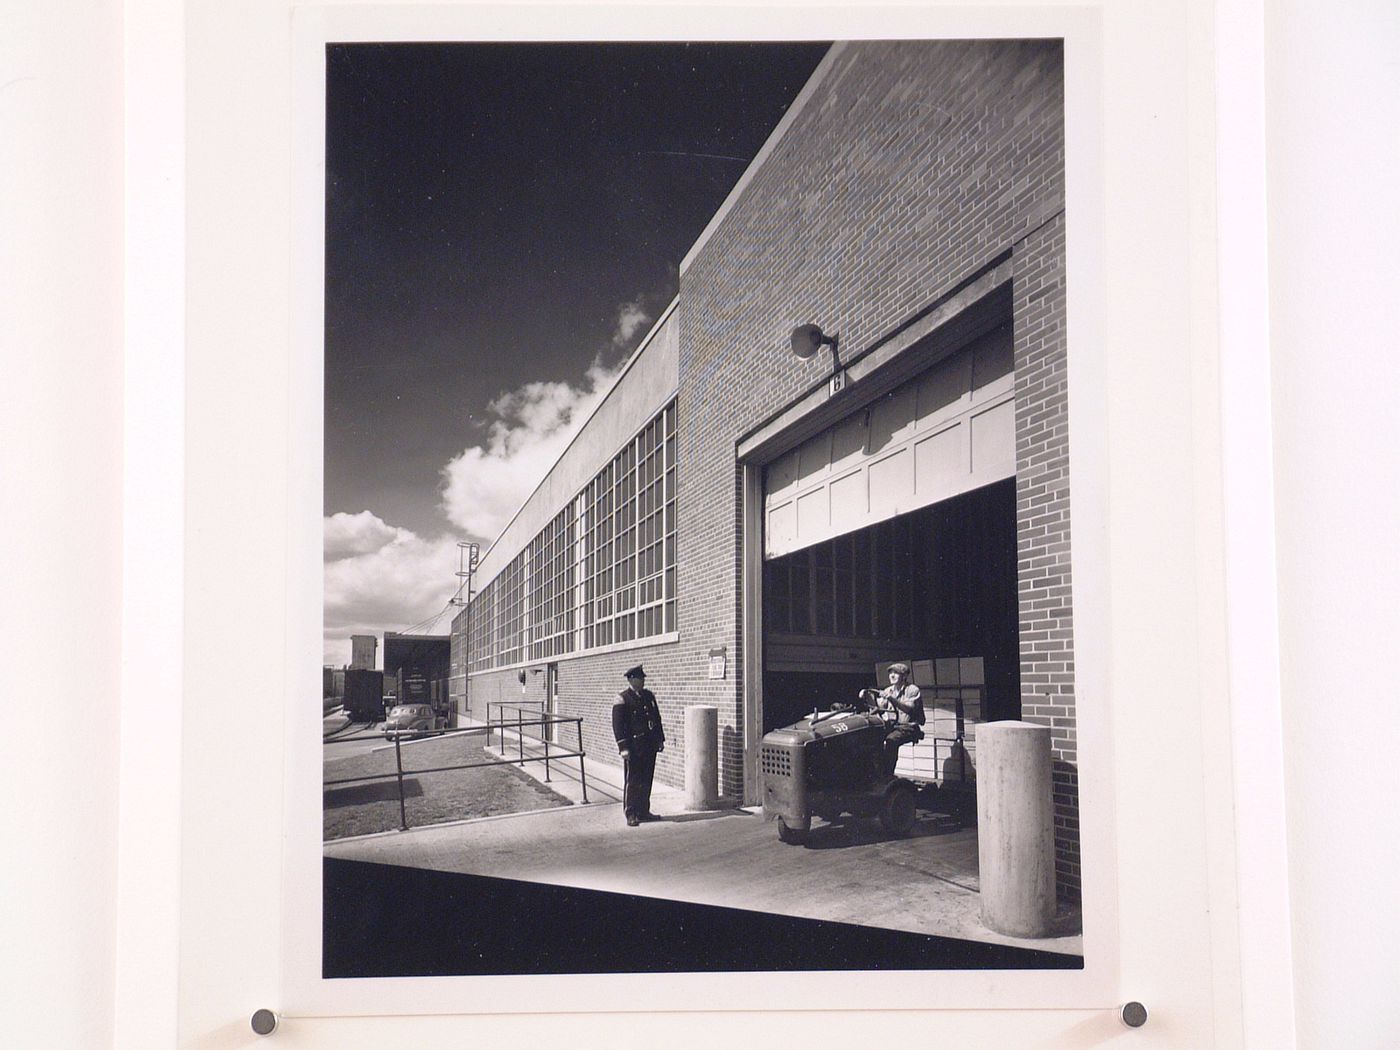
[708,646,727,680]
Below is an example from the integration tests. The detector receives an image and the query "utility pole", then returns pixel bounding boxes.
[451,542,480,725]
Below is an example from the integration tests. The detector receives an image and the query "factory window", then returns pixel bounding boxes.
[764,516,913,640]
[579,400,676,650]
[467,398,677,672]
[528,504,575,660]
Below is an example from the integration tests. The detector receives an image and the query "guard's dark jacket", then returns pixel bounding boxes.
[612,687,665,753]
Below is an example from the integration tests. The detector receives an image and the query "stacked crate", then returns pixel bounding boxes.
[878,657,983,785]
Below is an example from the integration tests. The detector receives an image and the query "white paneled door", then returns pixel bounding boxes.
[764,324,1016,559]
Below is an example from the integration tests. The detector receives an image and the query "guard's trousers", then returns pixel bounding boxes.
[622,746,657,819]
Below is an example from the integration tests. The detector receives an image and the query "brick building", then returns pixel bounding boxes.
[450,40,1078,897]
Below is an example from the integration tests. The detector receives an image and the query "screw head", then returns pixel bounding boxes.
[251,1008,278,1036]
[1120,1001,1148,1028]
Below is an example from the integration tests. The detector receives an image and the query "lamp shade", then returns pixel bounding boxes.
[790,323,825,360]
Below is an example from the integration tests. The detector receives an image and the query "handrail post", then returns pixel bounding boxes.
[576,716,589,803]
[517,706,524,764]
[543,716,551,782]
[394,733,409,831]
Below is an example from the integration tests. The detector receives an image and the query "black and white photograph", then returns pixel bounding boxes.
[319,37,1084,979]
[17,0,1400,1045]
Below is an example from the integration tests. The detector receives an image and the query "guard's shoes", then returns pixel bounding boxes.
[626,816,641,827]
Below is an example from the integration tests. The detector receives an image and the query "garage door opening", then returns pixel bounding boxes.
[762,477,1020,736]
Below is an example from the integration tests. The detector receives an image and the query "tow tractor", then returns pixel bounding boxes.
[759,691,921,844]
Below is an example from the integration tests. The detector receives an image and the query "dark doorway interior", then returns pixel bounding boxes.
[762,478,1020,733]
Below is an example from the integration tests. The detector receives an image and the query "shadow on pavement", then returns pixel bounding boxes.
[800,816,964,850]
[651,808,754,825]
[325,858,1087,977]
[1046,906,1085,938]
[324,779,424,808]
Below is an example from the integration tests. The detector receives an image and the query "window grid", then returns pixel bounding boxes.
[466,399,678,671]
[532,504,576,660]
[763,515,911,641]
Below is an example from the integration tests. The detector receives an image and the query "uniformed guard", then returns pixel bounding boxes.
[612,664,666,826]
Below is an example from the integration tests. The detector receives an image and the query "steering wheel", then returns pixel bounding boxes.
[853,688,880,712]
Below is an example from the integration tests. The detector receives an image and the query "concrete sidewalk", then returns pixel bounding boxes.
[324,727,1082,956]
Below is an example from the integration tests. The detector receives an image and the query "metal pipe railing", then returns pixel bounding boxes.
[324,713,589,831]
[485,699,545,750]
[484,703,589,803]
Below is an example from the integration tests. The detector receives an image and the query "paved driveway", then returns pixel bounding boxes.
[323,796,1082,954]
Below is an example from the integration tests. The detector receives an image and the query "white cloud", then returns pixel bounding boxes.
[324,510,409,560]
[612,298,651,349]
[325,299,652,665]
[322,512,463,666]
[439,355,624,540]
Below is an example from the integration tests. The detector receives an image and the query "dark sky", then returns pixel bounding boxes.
[324,41,829,538]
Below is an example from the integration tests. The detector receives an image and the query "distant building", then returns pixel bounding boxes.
[384,632,452,725]
[349,634,378,670]
[450,41,1077,898]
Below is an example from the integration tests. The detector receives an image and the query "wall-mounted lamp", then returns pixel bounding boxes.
[790,323,840,369]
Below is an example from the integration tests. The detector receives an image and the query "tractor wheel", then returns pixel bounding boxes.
[878,784,918,837]
[776,817,809,844]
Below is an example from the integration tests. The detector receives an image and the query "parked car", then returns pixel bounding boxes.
[381,703,438,735]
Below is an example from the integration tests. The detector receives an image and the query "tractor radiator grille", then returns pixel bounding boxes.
[760,746,793,778]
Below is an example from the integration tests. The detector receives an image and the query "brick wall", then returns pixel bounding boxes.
[1012,213,1078,896]
[449,39,1078,896]
[463,642,692,789]
[678,40,1077,895]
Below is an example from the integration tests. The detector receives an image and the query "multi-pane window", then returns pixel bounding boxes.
[466,547,525,673]
[636,411,669,638]
[499,552,525,667]
[763,515,913,640]
[528,505,575,660]
[466,399,678,671]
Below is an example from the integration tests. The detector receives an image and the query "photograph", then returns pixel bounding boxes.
[318,37,1084,979]
[18,0,1398,1045]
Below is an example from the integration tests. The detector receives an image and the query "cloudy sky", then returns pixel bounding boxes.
[323,42,828,666]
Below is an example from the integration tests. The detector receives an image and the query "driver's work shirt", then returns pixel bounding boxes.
[877,683,926,725]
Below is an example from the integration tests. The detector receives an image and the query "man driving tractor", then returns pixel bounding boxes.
[858,662,926,775]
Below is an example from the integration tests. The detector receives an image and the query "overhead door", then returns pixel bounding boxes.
[764,322,1015,559]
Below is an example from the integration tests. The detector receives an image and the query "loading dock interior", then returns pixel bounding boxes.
[762,477,1020,735]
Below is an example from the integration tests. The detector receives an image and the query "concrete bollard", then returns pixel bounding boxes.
[976,720,1056,937]
[684,705,719,809]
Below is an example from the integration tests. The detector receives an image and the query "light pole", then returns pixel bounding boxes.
[452,541,480,725]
